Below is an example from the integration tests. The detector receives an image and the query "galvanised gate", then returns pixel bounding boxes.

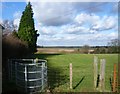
[8,59,47,94]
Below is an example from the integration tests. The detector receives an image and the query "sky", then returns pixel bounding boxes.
[1,0,119,46]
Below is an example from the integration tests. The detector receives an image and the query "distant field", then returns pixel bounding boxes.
[36,48,79,54]
[32,53,118,92]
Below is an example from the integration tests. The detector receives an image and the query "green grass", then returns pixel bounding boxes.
[31,53,118,92]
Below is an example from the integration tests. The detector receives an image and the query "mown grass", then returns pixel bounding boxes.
[29,53,118,92]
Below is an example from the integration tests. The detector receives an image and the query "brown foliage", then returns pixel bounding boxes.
[2,33,29,59]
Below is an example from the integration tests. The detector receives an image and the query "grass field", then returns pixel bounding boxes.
[30,53,118,92]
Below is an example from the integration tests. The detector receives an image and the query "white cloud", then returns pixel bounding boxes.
[31,2,75,26]
[75,13,100,26]
[40,26,58,35]
[74,13,117,31]
[37,31,118,46]
[107,32,118,39]
[36,12,117,46]
[61,25,91,34]
[13,11,22,28]
[0,18,3,24]
[67,26,87,34]
[31,2,114,26]
[92,16,117,31]
[13,11,21,18]
[13,18,20,27]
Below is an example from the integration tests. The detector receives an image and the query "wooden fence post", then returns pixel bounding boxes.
[93,56,98,89]
[99,59,106,92]
[118,63,120,92]
[70,63,72,89]
[113,63,117,92]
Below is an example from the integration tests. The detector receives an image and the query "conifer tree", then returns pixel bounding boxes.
[18,2,38,52]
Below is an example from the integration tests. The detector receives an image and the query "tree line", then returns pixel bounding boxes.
[81,39,119,54]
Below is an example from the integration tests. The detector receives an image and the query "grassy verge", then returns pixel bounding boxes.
[31,53,118,92]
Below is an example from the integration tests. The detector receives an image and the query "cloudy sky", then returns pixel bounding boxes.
[1,0,118,46]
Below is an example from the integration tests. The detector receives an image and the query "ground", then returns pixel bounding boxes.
[2,47,118,93]
[30,53,118,92]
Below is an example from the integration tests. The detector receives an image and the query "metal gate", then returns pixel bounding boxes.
[8,59,47,94]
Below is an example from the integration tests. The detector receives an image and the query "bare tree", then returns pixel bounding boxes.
[82,45,90,54]
[107,39,119,53]
[2,20,17,34]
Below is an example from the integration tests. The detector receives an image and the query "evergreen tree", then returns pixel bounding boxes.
[18,2,39,52]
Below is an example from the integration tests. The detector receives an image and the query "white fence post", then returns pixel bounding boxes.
[25,65,27,93]
[42,62,45,90]
[93,56,98,89]
[70,63,72,89]
[99,59,106,92]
